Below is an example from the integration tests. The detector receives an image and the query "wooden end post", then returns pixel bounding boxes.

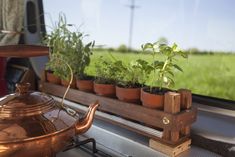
[178,89,192,136]
[163,92,181,142]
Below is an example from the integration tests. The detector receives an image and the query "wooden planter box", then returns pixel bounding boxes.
[40,78,197,156]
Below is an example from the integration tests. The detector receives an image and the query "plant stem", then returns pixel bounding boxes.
[162,58,168,71]
[61,61,73,109]
[150,50,156,93]
[54,58,73,109]
[159,58,169,91]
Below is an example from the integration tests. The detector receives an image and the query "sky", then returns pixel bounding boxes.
[43,0,235,52]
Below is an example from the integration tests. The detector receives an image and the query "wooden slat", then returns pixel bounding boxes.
[0,45,49,57]
[149,138,191,157]
[40,82,171,128]
[174,108,197,129]
[178,89,192,136]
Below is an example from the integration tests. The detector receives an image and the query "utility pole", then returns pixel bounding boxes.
[126,0,138,51]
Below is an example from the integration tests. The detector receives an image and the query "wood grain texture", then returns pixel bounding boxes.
[163,92,181,142]
[149,138,191,157]
[178,89,192,136]
[164,92,181,114]
[0,45,49,57]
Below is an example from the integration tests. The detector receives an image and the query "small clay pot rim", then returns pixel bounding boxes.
[94,76,117,84]
[94,80,115,85]
[46,71,61,84]
[142,86,170,95]
[94,82,115,86]
[76,75,94,81]
[46,70,54,74]
[116,84,142,88]
[76,79,94,83]
[116,85,141,89]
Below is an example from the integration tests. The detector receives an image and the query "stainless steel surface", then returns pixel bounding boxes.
[193,102,235,117]
[192,103,235,144]
[55,96,221,157]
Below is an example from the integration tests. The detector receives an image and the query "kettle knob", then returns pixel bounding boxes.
[16,83,31,95]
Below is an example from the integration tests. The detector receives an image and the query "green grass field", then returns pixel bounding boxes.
[86,50,235,101]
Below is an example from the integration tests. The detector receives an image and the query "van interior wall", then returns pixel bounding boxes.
[2,0,47,93]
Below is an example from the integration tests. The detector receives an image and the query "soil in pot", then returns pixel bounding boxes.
[141,87,168,109]
[61,78,76,89]
[76,76,94,92]
[94,83,116,97]
[116,85,141,103]
[46,71,61,84]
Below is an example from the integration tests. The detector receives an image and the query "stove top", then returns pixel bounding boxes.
[57,146,113,157]
[57,136,123,157]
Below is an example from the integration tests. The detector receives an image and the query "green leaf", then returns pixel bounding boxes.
[167,70,174,76]
[172,43,178,51]
[142,43,153,51]
[173,64,183,72]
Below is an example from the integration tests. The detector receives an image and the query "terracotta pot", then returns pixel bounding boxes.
[141,88,164,109]
[76,79,94,92]
[94,83,115,97]
[61,78,76,89]
[46,71,61,84]
[116,86,141,103]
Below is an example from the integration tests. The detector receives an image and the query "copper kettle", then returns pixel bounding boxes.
[0,82,99,157]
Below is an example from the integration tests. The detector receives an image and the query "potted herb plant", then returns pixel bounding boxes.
[93,56,117,97]
[56,23,95,92]
[46,52,76,88]
[44,14,94,89]
[45,69,61,85]
[45,53,62,85]
[115,59,152,103]
[44,14,70,86]
[141,41,187,109]
[72,38,95,92]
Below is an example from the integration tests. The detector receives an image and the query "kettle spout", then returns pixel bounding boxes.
[75,101,99,135]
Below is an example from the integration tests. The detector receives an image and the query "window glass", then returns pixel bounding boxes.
[43,0,235,100]
[26,1,37,33]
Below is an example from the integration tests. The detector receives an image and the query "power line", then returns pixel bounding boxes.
[126,0,139,50]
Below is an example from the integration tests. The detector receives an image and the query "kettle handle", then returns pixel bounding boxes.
[54,58,74,109]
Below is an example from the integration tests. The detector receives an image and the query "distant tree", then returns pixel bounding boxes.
[108,47,115,52]
[158,37,168,45]
[188,48,199,54]
[117,44,128,53]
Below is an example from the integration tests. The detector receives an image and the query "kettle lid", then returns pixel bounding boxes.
[0,83,55,118]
